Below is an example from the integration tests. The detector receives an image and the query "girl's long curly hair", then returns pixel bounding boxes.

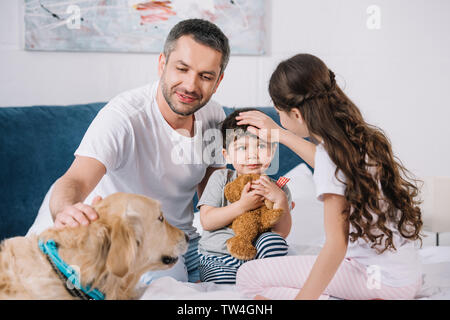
[269,53,423,253]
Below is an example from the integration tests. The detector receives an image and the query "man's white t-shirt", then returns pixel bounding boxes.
[28,81,225,239]
[313,143,422,287]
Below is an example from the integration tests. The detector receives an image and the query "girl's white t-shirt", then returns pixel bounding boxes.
[28,81,225,239]
[313,143,422,287]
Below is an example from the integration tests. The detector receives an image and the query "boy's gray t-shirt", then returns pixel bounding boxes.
[197,168,292,257]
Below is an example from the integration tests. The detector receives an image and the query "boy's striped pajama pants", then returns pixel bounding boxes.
[199,232,289,284]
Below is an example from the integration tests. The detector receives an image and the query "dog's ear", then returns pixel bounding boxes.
[106,216,136,277]
[105,203,144,277]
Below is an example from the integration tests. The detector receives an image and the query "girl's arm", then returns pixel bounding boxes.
[200,182,264,231]
[279,129,316,168]
[295,193,349,300]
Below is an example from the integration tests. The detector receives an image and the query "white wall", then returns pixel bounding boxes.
[1,0,450,180]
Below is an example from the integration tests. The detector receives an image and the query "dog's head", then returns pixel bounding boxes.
[94,193,189,277]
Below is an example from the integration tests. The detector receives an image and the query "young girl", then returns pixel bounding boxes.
[234,53,423,300]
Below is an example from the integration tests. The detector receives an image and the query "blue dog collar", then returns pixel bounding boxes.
[38,239,105,300]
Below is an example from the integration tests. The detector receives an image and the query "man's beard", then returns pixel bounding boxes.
[160,77,208,117]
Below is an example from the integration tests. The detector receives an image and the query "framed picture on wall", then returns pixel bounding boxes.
[24,0,266,55]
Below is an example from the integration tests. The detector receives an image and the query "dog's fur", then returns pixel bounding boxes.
[0,192,188,299]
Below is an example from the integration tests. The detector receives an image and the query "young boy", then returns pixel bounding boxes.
[197,108,293,284]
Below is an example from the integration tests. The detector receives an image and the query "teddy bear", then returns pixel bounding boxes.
[224,173,284,260]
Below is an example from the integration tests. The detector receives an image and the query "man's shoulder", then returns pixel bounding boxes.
[203,99,222,110]
[104,82,155,117]
[195,99,225,127]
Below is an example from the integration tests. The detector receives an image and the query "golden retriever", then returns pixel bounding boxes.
[0,192,188,299]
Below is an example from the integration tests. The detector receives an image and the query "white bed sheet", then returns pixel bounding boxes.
[139,245,450,300]
[416,246,450,299]
[139,276,247,300]
[140,164,450,300]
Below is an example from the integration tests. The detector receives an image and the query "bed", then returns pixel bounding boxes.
[139,164,450,300]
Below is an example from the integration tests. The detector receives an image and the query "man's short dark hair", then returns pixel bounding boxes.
[221,108,262,149]
[163,19,230,75]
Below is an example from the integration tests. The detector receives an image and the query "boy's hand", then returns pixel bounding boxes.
[238,182,264,211]
[251,176,287,205]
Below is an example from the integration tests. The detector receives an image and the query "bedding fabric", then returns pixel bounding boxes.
[139,164,450,300]
[139,246,450,300]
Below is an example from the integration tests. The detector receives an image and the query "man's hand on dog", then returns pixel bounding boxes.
[54,195,102,229]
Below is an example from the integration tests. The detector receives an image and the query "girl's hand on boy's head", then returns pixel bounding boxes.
[251,175,287,205]
[238,181,264,211]
[236,111,283,143]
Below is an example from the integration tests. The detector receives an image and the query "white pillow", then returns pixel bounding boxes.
[284,163,325,249]
[26,183,55,237]
[193,211,203,235]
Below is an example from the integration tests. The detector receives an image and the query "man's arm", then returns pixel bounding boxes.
[197,166,225,200]
[50,155,106,228]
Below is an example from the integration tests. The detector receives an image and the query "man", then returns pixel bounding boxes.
[27,19,230,283]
